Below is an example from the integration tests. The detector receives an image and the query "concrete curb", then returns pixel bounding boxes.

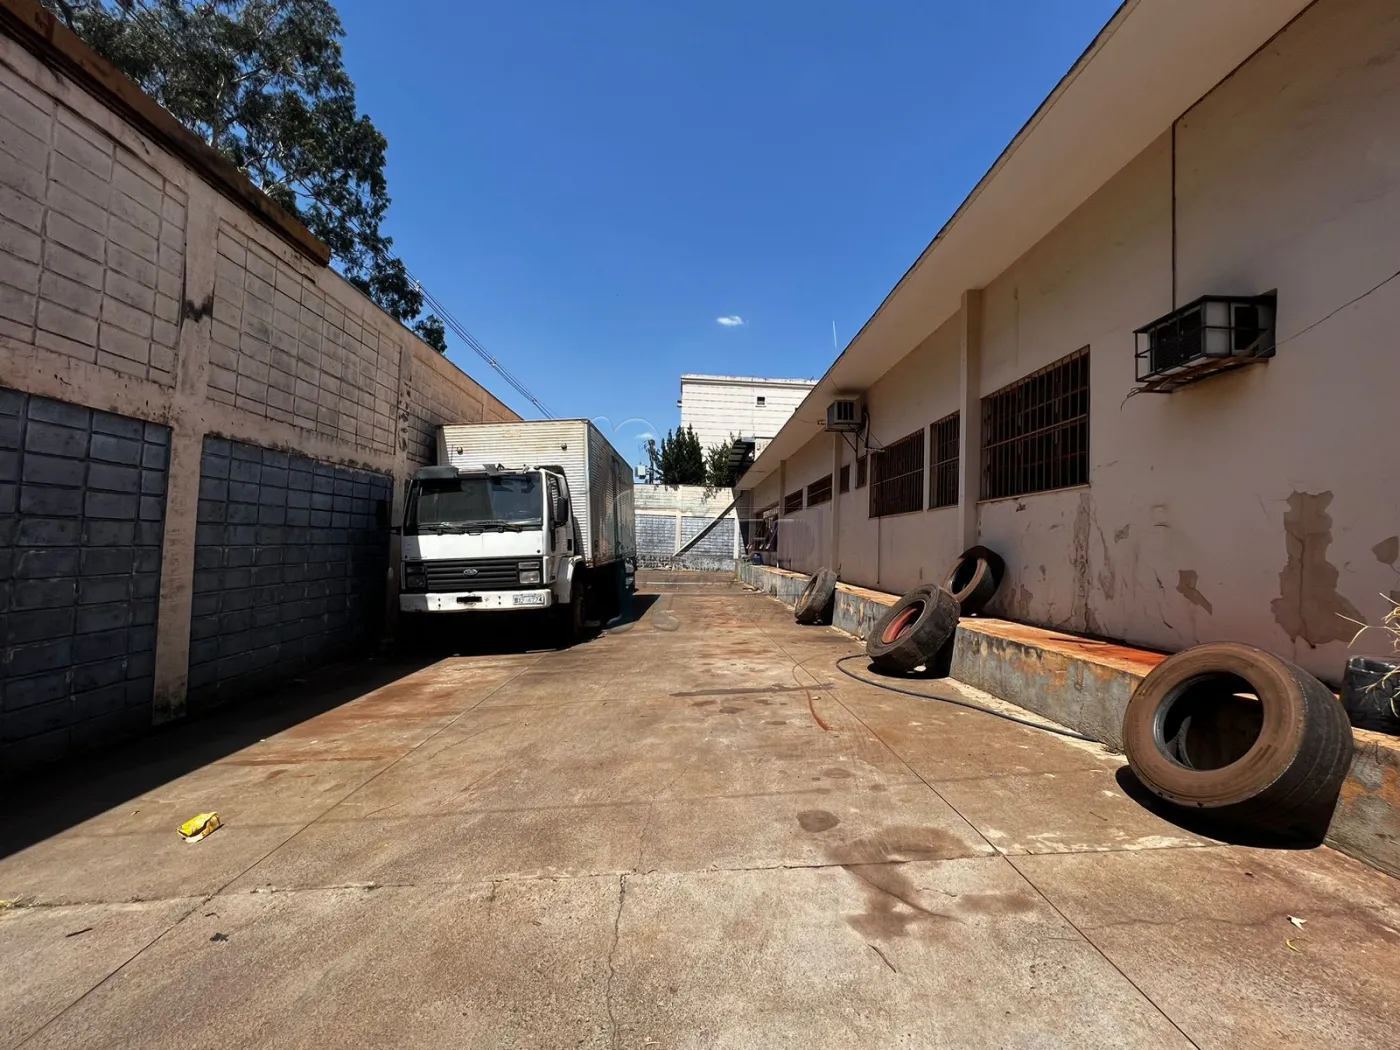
[738,561,1400,879]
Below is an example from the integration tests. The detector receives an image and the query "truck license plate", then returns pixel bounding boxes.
[512,593,546,607]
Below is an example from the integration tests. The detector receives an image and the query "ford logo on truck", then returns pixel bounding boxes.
[461,567,479,576]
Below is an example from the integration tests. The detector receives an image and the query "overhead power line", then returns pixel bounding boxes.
[332,214,554,418]
[407,272,554,418]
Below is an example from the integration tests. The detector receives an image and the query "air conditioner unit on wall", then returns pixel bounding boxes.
[1134,293,1276,392]
[825,397,864,432]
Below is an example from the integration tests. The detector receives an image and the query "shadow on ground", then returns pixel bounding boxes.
[0,594,660,862]
[1113,765,1337,851]
[394,593,660,654]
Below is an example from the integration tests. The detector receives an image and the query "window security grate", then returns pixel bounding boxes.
[981,348,1089,501]
[929,411,959,509]
[870,429,925,517]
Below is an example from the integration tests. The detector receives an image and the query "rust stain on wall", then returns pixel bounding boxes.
[1176,570,1214,615]
[1373,536,1399,566]
[1096,527,1117,600]
[1271,491,1362,646]
[1016,584,1034,618]
[1071,493,1095,634]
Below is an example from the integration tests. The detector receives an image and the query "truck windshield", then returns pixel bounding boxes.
[408,474,543,532]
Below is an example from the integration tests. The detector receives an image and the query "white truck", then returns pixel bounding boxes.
[397,420,636,641]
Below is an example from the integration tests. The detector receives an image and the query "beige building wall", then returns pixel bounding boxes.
[754,0,1400,683]
[679,374,816,453]
[0,24,515,729]
[776,314,963,594]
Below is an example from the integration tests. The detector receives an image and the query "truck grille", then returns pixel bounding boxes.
[422,558,533,592]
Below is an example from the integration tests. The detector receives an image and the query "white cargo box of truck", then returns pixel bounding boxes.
[436,420,636,570]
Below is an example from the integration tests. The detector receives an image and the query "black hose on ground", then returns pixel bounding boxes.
[833,654,1098,743]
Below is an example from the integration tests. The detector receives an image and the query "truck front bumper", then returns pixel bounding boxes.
[400,589,554,613]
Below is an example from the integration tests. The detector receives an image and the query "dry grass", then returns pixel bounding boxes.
[1342,595,1400,715]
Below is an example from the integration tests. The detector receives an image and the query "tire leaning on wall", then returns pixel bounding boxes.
[794,568,838,625]
[1122,642,1354,831]
[943,545,1005,616]
[865,585,961,675]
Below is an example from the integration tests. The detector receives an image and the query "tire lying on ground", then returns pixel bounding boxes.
[794,567,838,625]
[943,545,1005,616]
[865,585,961,675]
[1122,642,1354,830]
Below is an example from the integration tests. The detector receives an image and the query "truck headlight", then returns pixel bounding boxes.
[404,561,427,592]
[518,560,542,586]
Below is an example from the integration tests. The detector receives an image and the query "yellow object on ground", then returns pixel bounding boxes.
[178,813,221,842]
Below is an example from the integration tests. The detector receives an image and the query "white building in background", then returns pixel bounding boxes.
[679,374,816,454]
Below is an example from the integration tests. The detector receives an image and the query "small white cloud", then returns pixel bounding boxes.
[716,315,745,327]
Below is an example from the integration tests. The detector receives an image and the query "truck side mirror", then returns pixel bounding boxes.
[554,494,570,524]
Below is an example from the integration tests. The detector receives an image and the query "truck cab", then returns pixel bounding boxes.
[398,463,586,629]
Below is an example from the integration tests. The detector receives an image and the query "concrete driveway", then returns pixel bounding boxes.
[2,576,1398,1049]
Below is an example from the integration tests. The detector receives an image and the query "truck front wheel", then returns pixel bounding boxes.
[556,587,585,646]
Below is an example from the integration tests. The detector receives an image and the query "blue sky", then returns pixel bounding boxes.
[335,0,1122,465]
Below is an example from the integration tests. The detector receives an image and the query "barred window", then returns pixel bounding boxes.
[870,429,925,518]
[981,348,1089,501]
[856,454,868,489]
[839,464,850,493]
[783,490,804,514]
[807,474,832,506]
[929,411,959,509]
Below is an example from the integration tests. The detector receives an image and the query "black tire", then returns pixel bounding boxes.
[556,586,586,646]
[794,568,838,625]
[1122,642,1354,830]
[943,545,1005,616]
[865,585,961,675]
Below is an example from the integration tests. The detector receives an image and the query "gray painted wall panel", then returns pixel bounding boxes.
[187,437,392,712]
[0,387,168,769]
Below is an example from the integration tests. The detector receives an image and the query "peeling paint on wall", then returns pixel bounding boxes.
[1176,570,1214,615]
[1271,491,1363,647]
[1373,536,1399,566]
[1113,525,1131,542]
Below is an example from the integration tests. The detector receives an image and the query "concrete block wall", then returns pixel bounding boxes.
[405,345,518,467]
[208,224,398,453]
[634,484,739,570]
[0,389,169,768]
[187,438,392,713]
[0,75,188,384]
[0,26,515,770]
[680,515,735,558]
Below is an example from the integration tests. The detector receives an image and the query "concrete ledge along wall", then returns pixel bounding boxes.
[0,13,514,770]
[740,560,1400,879]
